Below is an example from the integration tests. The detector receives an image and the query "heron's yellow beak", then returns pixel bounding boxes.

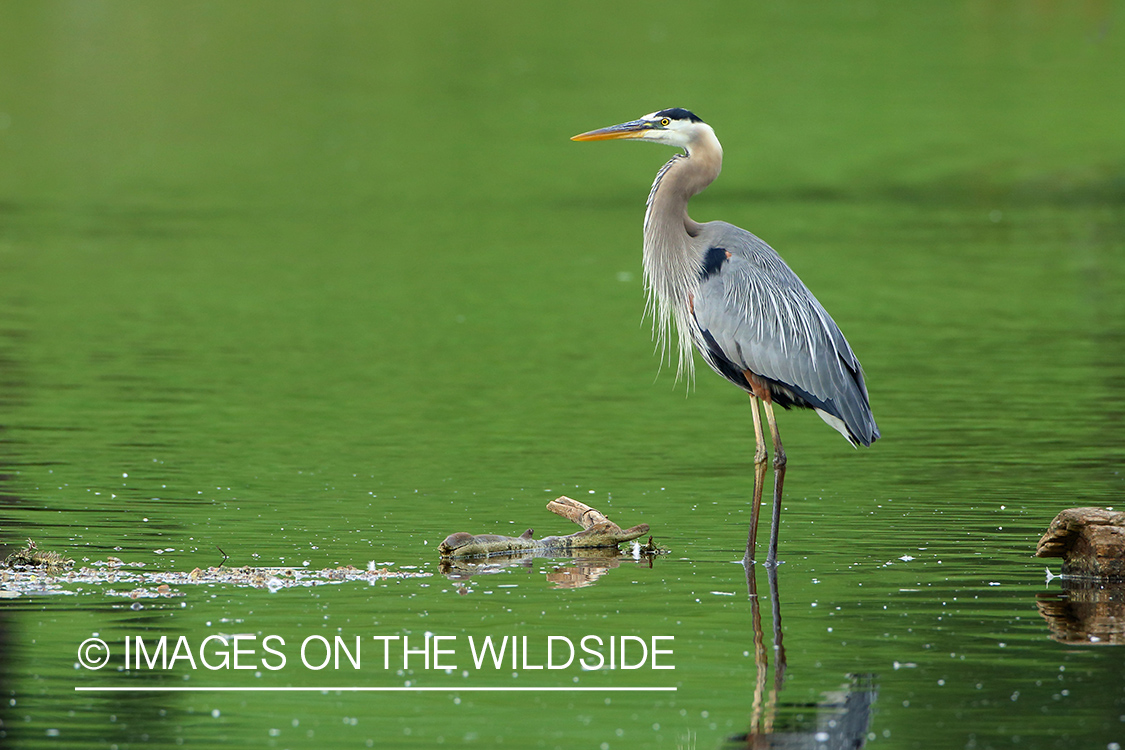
[571,119,652,141]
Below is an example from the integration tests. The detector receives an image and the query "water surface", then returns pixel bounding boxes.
[1,2,1124,748]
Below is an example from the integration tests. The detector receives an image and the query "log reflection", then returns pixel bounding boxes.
[1037,579,1125,645]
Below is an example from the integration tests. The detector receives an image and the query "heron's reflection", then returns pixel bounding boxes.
[743,562,786,738]
[728,563,876,749]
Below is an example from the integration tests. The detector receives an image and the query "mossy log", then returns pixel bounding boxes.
[438,496,650,559]
[1037,507,1125,580]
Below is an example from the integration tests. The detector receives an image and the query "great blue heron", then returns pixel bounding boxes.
[572,108,879,565]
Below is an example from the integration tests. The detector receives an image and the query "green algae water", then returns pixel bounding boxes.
[1,2,1124,748]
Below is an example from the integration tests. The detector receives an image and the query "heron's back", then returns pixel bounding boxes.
[689,222,879,447]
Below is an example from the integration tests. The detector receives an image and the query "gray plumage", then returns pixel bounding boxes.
[573,108,879,563]
[690,221,879,447]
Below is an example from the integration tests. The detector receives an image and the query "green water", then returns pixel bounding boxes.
[2,2,1124,748]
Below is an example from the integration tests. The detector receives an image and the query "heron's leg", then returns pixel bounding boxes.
[762,400,786,565]
[744,394,768,565]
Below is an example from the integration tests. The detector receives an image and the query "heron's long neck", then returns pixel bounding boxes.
[642,132,723,379]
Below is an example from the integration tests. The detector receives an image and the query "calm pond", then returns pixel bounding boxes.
[1,2,1124,749]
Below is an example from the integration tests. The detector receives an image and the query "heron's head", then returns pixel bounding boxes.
[571,108,712,150]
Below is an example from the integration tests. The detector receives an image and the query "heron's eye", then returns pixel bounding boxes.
[660,118,671,127]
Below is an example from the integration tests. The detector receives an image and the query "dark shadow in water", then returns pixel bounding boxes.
[725,563,877,749]
[0,318,26,746]
[439,547,660,592]
[0,315,187,747]
[559,162,1125,213]
[1037,578,1125,646]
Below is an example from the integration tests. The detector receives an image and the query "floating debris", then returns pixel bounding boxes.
[637,536,670,556]
[0,540,428,599]
[2,539,75,570]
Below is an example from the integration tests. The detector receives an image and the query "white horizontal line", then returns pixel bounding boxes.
[75,686,676,693]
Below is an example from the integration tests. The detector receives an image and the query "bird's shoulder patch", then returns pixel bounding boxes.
[700,246,733,281]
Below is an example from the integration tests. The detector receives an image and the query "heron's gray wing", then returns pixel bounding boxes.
[691,224,879,446]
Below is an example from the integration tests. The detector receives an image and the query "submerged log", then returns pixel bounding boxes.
[1036,507,1125,580]
[439,546,626,590]
[438,496,650,559]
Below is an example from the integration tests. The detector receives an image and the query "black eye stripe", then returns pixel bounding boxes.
[654,107,703,123]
